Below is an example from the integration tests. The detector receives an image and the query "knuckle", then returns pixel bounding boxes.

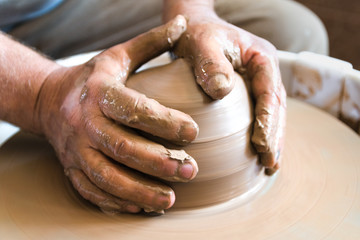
[155,160,170,178]
[95,165,115,184]
[85,57,97,69]
[125,114,139,125]
[124,96,143,124]
[84,117,111,147]
[112,138,131,157]
[197,57,215,74]
[100,84,129,117]
[116,91,139,120]
[79,85,89,103]
[84,56,108,74]
[124,95,156,126]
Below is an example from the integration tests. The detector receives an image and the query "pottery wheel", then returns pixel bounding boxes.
[0,98,359,239]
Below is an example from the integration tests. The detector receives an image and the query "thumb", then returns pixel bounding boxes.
[108,15,187,75]
[183,36,236,100]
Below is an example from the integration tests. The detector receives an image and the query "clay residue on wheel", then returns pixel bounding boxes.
[292,65,322,100]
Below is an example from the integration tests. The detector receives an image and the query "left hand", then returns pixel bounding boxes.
[171,14,286,174]
[35,15,199,214]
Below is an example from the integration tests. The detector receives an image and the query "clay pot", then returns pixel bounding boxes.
[126,59,264,208]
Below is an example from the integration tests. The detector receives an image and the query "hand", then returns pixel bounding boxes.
[35,15,199,214]
[171,14,286,174]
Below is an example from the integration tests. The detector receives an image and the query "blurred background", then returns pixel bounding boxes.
[297,0,360,70]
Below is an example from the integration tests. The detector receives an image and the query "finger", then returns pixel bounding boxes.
[256,90,286,171]
[99,83,198,144]
[107,15,187,76]
[241,42,286,170]
[184,37,236,99]
[264,162,280,176]
[251,93,280,167]
[85,116,198,182]
[78,148,176,213]
[65,167,141,214]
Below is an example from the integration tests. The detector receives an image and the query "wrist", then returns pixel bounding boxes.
[0,32,61,135]
[32,63,64,136]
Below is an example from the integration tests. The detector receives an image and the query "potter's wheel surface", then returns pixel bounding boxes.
[0,99,359,239]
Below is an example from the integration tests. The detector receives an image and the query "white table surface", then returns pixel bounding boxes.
[0,121,19,147]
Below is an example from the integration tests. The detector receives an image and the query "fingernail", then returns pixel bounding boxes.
[172,15,187,32]
[169,191,175,207]
[167,15,187,43]
[179,119,199,144]
[157,192,175,209]
[179,163,196,180]
[207,74,232,99]
[265,163,280,176]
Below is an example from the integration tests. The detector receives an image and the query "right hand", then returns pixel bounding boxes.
[170,13,286,175]
[35,15,199,214]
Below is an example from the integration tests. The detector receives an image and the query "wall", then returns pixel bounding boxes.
[296,0,360,70]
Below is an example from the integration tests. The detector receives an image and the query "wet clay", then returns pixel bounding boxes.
[1,99,360,239]
[1,54,360,239]
[126,58,261,208]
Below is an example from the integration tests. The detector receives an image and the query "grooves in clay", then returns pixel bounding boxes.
[1,53,360,238]
[126,58,263,208]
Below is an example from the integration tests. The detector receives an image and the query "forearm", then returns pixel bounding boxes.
[0,32,60,133]
[162,0,216,23]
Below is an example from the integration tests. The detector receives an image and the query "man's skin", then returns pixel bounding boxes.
[0,0,286,214]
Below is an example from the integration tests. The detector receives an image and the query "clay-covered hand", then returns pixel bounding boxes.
[35,15,199,214]
[172,14,286,175]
